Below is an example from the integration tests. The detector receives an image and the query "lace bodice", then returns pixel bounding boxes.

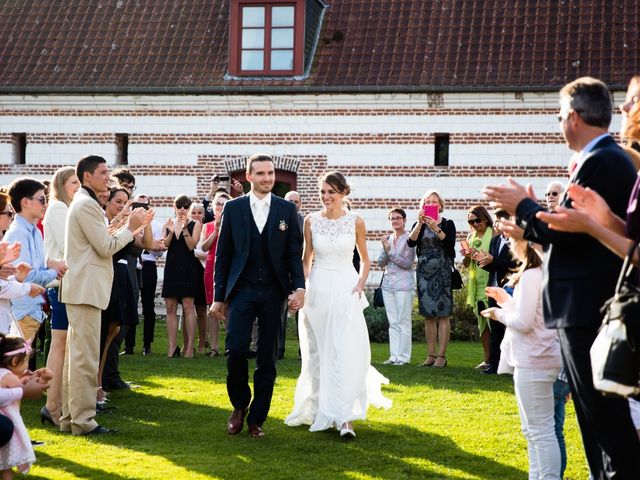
[310,210,357,270]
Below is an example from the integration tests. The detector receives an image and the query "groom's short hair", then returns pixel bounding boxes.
[246,154,274,174]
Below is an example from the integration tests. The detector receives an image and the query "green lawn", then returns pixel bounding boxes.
[22,329,590,479]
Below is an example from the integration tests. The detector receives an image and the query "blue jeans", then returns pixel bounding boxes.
[553,379,571,478]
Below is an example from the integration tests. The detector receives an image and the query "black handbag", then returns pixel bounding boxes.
[590,242,640,398]
[373,273,385,308]
[451,266,463,290]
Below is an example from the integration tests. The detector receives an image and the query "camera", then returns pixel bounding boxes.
[212,174,230,183]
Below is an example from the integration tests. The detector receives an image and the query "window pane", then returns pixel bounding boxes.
[242,28,264,49]
[241,50,264,70]
[271,28,294,49]
[242,7,265,27]
[270,50,293,70]
[272,6,294,27]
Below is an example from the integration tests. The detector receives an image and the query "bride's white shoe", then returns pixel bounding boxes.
[339,422,356,439]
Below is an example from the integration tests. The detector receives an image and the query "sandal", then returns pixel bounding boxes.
[433,355,447,368]
[419,355,437,367]
[208,348,220,357]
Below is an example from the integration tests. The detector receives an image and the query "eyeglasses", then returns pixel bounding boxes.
[468,218,482,225]
[545,191,560,198]
[0,211,14,218]
[29,196,47,205]
[389,216,404,221]
[557,109,582,122]
[121,183,137,192]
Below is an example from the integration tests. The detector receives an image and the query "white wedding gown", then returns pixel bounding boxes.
[285,210,392,432]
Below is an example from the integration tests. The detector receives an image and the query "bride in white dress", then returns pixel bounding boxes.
[285,171,392,439]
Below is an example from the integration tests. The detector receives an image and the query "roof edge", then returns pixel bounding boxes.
[2,84,627,95]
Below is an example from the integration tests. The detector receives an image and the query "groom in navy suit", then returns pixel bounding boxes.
[211,154,305,438]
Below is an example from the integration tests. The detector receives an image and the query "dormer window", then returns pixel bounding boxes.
[228,0,306,76]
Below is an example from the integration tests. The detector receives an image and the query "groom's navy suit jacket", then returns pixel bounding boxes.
[214,194,305,302]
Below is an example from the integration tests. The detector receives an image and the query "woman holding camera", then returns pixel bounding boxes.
[408,190,456,368]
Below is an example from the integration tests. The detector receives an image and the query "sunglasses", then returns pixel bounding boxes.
[29,196,47,205]
[468,218,483,225]
[175,205,190,210]
[545,191,560,198]
[0,211,14,218]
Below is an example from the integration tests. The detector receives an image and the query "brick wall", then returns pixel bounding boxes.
[0,91,627,283]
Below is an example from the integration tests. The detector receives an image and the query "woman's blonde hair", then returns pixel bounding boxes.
[420,189,445,212]
[51,166,77,206]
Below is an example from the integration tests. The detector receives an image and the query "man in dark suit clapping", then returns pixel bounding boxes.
[210,154,305,438]
[484,77,640,478]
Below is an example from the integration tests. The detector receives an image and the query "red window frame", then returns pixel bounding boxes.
[228,0,305,76]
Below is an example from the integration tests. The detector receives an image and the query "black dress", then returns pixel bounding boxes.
[162,221,199,299]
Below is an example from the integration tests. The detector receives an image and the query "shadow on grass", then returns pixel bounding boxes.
[28,451,132,480]
[26,386,525,480]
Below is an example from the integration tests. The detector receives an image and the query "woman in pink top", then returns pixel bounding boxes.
[201,192,230,356]
[482,238,562,480]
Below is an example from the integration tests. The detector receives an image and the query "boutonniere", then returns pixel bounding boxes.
[278,220,288,231]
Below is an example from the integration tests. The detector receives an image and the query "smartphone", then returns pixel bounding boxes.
[131,201,150,210]
[460,240,469,251]
[422,204,439,220]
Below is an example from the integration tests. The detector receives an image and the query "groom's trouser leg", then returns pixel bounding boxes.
[251,285,282,426]
[226,287,256,411]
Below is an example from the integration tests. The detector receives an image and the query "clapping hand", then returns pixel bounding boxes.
[132,208,155,236]
[15,262,31,282]
[485,286,510,305]
[0,241,21,266]
[535,184,610,234]
[379,235,390,253]
[476,251,493,267]
[480,307,499,320]
[164,218,174,233]
[28,284,46,298]
[498,219,525,240]
[483,178,537,215]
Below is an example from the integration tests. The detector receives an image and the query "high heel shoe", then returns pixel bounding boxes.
[40,406,58,426]
[339,422,356,440]
[170,346,180,358]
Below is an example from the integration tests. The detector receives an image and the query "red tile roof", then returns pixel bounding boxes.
[0,0,638,93]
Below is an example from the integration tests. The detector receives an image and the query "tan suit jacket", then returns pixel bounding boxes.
[59,187,133,309]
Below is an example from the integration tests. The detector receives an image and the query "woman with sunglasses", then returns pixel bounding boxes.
[462,205,494,369]
[162,195,202,358]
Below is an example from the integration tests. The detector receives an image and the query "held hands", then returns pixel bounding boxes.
[209,301,227,321]
[288,289,305,312]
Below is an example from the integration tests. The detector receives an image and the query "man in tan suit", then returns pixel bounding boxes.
[59,155,146,435]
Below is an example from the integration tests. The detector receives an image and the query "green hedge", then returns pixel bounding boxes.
[364,266,479,343]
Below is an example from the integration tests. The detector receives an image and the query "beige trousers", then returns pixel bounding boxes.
[60,303,100,434]
[17,315,41,342]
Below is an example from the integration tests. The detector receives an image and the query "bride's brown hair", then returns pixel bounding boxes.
[319,171,351,196]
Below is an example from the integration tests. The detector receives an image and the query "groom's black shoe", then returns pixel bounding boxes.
[227,408,247,435]
[248,424,264,438]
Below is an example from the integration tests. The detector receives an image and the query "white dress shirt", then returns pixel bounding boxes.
[249,191,271,233]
